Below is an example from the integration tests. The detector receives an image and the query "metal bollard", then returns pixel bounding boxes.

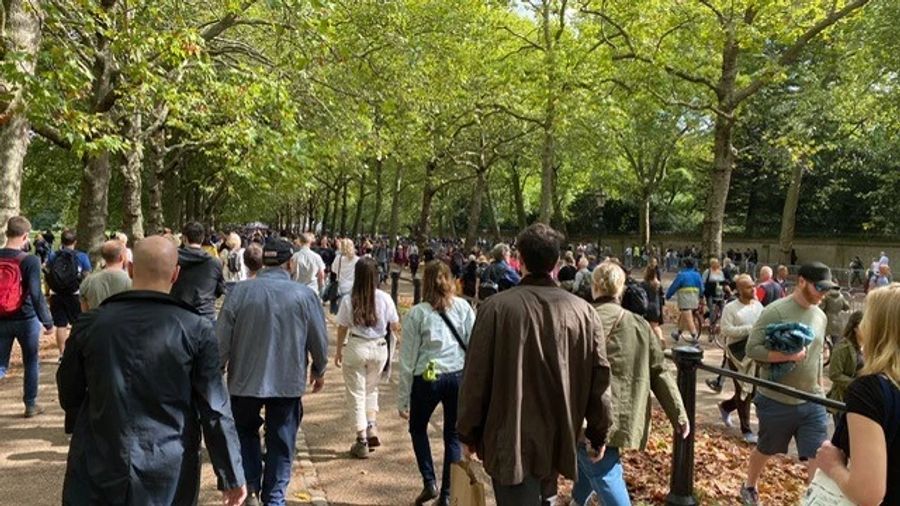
[390,271,400,305]
[666,346,702,506]
[413,278,422,305]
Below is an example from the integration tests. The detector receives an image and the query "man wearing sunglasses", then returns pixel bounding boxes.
[739,262,834,505]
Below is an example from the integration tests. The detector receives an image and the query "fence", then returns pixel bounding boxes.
[665,347,845,505]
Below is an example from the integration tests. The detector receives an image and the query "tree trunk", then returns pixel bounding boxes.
[369,157,384,235]
[485,180,502,241]
[121,111,145,241]
[388,163,402,247]
[743,164,760,236]
[339,177,348,236]
[464,171,485,251]
[329,184,339,235]
[351,174,365,238]
[701,114,736,259]
[778,162,804,265]
[639,191,651,246]
[146,128,166,234]
[0,0,42,238]
[509,161,528,230]
[415,160,437,248]
[76,152,112,262]
[537,3,559,225]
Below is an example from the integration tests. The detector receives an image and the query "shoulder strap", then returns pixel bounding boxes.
[606,307,627,340]
[437,309,467,353]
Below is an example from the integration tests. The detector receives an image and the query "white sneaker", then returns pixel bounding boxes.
[719,406,734,428]
[743,432,758,445]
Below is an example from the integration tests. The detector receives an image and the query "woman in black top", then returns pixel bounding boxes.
[816,283,899,506]
[641,265,666,346]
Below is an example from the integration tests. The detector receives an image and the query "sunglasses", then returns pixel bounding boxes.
[813,282,835,293]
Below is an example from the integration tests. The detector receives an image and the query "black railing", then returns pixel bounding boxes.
[666,346,846,505]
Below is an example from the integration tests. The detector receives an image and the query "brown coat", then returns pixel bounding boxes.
[457,275,612,486]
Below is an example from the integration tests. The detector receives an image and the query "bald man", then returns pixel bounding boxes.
[755,266,785,307]
[58,236,246,506]
[79,240,132,311]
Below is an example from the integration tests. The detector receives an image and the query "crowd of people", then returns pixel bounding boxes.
[0,215,897,506]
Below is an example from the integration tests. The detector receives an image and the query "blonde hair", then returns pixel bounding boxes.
[709,258,720,270]
[859,283,900,385]
[339,238,356,259]
[114,232,128,245]
[592,261,626,298]
[225,232,241,251]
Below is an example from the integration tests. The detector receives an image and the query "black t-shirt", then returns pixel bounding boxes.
[832,374,899,506]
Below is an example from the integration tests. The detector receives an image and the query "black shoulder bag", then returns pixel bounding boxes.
[437,310,467,353]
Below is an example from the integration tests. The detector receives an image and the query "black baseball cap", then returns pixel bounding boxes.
[798,262,838,291]
[263,238,293,266]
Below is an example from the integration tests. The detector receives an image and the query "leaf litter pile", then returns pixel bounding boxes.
[556,408,808,505]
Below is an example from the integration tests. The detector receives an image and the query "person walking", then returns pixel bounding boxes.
[740,263,833,505]
[458,224,612,506]
[0,216,54,417]
[570,261,688,506]
[79,240,132,311]
[755,266,785,307]
[665,258,704,342]
[641,265,666,346]
[715,274,763,444]
[335,257,400,458]
[826,311,864,408]
[330,238,359,314]
[170,222,225,322]
[57,236,246,506]
[46,229,92,356]
[220,232,248,291]
[217,238,329,505]
[398,260,475,506]
[291,232,326,294]
[816,283,899,506]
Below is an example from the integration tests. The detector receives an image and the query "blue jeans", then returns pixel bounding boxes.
[408,372,462,499]
[0,318,42,407]
[571,446,631,506]
[231,396,302,506]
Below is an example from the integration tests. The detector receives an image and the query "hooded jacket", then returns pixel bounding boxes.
[57,291,244,505]
[171,246,225,319]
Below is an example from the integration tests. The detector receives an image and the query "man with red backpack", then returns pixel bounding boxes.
[0,216,54,417]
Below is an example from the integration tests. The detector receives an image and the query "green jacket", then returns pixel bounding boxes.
[594,301,688,450]
[827,338,862,403]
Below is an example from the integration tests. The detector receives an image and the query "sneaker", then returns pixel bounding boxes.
[706,377,724,394]
[670,330,681,342]
[743,432,758,445]
[243,492,261,506]
[740,485,759,506]
[718,405,733,428]
[366,423,381,449]
[350,438,369,459]
[24,405,44,418]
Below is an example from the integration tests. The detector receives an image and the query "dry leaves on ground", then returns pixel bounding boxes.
[557,409,807,505]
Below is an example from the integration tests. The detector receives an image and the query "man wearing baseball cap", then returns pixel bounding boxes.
[738,262,833,505]
[217,238,329,506]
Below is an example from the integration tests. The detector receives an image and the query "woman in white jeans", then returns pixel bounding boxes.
[335,257,400,458]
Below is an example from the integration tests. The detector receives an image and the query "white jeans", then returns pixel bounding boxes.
[342,337,388,432]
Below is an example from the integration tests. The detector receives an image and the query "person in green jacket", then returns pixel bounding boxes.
[571,260,689,506]
[827,311,864,410]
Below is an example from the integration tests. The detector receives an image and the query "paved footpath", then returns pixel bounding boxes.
[0,282,806,505]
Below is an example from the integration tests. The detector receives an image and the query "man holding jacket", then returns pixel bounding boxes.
[58,236,246,505]
[458,223,611,506]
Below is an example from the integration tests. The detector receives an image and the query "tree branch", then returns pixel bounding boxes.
[32,124,72,150]
[499,25,544,52]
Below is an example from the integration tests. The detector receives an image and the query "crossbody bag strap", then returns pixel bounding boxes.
[437,310,467,353]
[606,307,627,341]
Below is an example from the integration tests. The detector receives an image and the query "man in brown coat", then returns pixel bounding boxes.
[457,223,612,506]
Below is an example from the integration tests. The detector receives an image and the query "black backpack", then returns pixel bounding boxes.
[46,249,83,295]
[622,278,649,317]
[227,250,242,274]
[479,264,500,300]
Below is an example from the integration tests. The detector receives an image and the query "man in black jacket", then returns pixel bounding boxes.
[171,222,226,321]
[57,236,246,505]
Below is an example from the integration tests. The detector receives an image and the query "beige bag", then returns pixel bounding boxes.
[803,469,856,505]
[450,460,487,506]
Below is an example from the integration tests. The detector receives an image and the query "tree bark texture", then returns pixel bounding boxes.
[351,174,365,238]
[0,0,41,238]
[369,157,383,235]
[639,192,651,246]
[509,162,528,231]
[778,163,804,265]
[387,164,402,247]
[415,160,437,248]
[121,111,145,240]
[76,151,112,262]
[145,128,166,234]
[485,180,502,241]
[339,177,348,236]
[464,171,485,251]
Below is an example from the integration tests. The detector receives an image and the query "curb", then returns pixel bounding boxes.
[295,429,329,506]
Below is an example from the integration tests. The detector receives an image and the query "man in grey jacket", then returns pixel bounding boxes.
[217,238,329,506]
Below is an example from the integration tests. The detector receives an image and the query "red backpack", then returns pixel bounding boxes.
[0,253,27,317]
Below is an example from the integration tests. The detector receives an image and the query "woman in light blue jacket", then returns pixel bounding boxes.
[398,260,475,506]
